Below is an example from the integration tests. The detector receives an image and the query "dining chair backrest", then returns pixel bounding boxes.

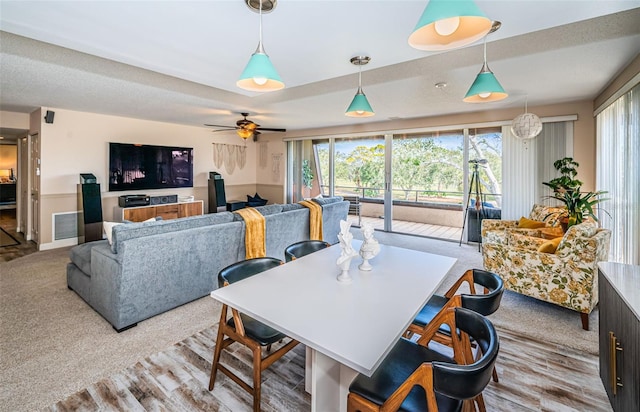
[284,240,330,262]
[432,307,499,401]
[459,269,505,316]
[218,257,283,288]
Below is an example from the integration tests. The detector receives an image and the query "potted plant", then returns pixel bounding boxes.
[542,157,608,230]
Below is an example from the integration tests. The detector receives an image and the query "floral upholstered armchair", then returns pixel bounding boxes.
[481,203,565,245]
[482,221,611,330]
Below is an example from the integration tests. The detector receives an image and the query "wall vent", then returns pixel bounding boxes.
[53,211,78,241]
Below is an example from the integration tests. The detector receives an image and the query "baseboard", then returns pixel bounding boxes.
[39,237,78,250]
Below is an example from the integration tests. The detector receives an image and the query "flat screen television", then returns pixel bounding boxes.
[108,143,194,192]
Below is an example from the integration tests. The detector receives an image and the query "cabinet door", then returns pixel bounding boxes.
[156,204,179,220]
[179,201,203,218]
[599,271,640,411]
[123,207,157,222]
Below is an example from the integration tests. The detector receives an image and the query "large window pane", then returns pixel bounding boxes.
[333,136,385,199]
[393,131,464,205]
[469,127,502,208]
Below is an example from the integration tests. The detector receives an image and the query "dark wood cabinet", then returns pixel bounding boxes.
[598,263,640,412]
[115,201,203,222]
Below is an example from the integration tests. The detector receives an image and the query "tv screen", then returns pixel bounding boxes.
[109,143,193,192]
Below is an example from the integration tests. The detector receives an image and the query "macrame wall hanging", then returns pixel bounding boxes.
[212,143,247,175]
[272,153,282,182]
[259,141,269,169]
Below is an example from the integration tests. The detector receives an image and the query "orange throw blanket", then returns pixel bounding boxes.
[299,200,323,241]
[235,207,266,259]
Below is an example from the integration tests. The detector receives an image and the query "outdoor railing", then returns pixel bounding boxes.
[325,185,502,208]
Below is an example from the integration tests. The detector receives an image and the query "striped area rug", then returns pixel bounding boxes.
[45,324,610,412]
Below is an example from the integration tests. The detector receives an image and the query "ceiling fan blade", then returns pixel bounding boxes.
[204,124,236,129]
[210,129,236,133]
[257,127,287,132]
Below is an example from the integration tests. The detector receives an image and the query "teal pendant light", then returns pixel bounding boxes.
[345,56,374,118]
[464,22,507,103]
[409,0,492,51]
[237,0,284,92]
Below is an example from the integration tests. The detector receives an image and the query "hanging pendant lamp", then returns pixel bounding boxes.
[409,0,492,51]
[463,21,507,103]
[511,96,542,139]
[237,0,284,92]
[345,56,374,118]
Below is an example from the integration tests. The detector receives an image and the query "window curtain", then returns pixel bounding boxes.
[596,83,640,265]
[501,122,571,220]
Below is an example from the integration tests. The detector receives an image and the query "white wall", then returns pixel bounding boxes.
[32,108,259,246]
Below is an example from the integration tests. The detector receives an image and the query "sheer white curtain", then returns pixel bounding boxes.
[596,83,640,265]
[501,122,571,220]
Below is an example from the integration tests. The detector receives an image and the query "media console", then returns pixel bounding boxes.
[113,200,203,222]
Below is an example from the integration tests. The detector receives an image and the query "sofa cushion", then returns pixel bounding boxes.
[312,196,344,206]
[253,204,283,216]
[281,203,304,212]
[110,212,235,253]
[69,240,110,276]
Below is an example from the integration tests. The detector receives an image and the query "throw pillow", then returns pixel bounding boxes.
[517,216,546,229]
[247,193,268,207]
[103,221,122,245]
[537,237,563,253]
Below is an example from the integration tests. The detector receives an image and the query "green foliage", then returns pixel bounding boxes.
[302,159,314,189]
[543,157,582,192]
[542,157,608,225]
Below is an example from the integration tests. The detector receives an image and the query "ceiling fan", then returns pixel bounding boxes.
[205,113,286,142]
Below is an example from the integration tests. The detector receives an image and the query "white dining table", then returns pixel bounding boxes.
[210,240,457,412]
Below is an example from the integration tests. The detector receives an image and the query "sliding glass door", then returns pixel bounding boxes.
[286,126,503,241]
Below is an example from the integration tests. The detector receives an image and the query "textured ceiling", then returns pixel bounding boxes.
[1,1,639,139]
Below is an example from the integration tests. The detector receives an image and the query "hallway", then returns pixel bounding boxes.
[0,208,37,262]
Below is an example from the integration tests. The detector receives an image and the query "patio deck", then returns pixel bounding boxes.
[346,214,464,242]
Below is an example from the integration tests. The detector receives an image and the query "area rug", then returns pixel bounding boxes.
[44,323,610,412]
[0,227,19,247]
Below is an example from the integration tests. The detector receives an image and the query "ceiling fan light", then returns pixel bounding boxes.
[463,71,507,103]
[511,112,542,139]
[345,89,375,117]
[409,0,492,51]
[237,51,284,92]
[236,128,254,139]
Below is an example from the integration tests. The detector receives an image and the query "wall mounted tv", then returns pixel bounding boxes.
[109,143,194,192]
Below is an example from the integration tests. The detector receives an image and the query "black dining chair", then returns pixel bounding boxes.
[348,307,500,412]
[208,257,300,412]
[284,239,331,262]
[406,268,504,382]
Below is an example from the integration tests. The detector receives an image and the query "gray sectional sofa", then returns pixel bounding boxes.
[67,198,349,332]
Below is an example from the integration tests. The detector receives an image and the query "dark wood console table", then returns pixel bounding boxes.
[598,262,639,412]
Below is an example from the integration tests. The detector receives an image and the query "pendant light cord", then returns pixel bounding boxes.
[259,0,263,45]
[483,35,487,65]
[358,64,362,90]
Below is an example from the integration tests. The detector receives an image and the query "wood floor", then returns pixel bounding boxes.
[0,208,38,262]
[46,324,612,412]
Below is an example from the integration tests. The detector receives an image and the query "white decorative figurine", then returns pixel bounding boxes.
[336,220,358,284]
[359,222,380,271]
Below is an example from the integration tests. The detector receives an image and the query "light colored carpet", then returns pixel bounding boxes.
[354,231,599,355]
[0,232,599,412]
